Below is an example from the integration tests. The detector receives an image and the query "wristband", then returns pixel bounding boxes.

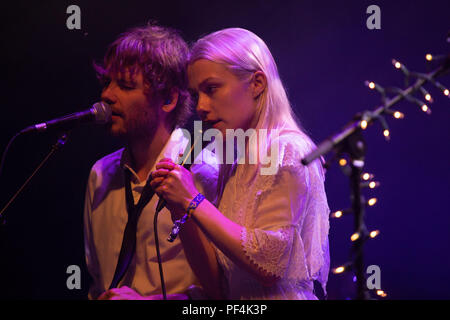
[186,193,205,218]
[167,193,205,242]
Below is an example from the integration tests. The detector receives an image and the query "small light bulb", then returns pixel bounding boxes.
[339,158,347,166]
[376,290,387,297]
[360,120,368,130]
[333,266,345,274]
[368,82,375,89]
[369,181,379,189]
[369,230,380,238]
[393,111,404,119]
[421,104,431,114]
[351,232,360,242]
[383,129,390,137]
[444,89,449,96]
[332,210,343,218]
[425,54,433,61]
[368,198,377,206]
[394,61,401,69]
[362,173,373,180]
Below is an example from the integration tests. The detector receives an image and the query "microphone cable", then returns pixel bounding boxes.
[0,131,22,181]
[153,206,167,300]
[152,128,203,300]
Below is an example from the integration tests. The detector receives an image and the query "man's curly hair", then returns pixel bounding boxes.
[94,22,192,129]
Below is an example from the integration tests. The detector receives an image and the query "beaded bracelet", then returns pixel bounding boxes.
[186,193,206,218]
[167,193,205,242]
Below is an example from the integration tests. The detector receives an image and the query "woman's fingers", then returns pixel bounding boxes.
[151,168,170,179]
[149,159,197,212]
[156,158,176,170]
[156,162,175,170]
[150,176,165,189]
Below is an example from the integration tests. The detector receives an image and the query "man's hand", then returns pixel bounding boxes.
[98,286,146,300]
[97,286,189,300]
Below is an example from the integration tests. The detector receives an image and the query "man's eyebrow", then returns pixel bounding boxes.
[117,78,136,85]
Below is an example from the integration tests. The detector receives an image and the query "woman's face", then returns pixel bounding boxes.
[188,59,258,137]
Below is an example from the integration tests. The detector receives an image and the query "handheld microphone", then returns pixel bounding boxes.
[156,130,203,215]
[21,101,111,134]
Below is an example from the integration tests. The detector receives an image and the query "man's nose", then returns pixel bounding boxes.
[101,82,117,105]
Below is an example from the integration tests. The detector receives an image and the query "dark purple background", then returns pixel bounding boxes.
[1,0,449,299]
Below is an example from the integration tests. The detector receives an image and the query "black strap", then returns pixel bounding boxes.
[109,169,155,289]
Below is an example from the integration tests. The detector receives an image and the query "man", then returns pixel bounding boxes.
[83,23,217,300]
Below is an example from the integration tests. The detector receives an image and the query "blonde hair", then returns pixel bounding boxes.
[190,28,318,180]
[189,28,309,136]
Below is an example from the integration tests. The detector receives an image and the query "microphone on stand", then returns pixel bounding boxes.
[0,102,111,181]
[20,101,111,134]
[0,101,112,224]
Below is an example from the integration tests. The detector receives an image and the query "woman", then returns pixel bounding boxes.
[150,28,330,300]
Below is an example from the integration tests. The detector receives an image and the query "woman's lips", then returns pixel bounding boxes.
[204,119,222,129]
[212,121,222,129]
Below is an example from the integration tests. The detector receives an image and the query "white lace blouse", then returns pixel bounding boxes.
[214,132,330,300]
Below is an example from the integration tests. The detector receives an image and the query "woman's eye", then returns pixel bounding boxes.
[205,85,217,94]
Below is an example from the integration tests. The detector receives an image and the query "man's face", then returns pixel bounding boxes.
[101,69,160,140]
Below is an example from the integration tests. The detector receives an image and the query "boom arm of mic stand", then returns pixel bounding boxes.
[301,123,358,166]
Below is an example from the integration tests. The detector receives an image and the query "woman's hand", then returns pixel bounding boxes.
[150,158,200,219]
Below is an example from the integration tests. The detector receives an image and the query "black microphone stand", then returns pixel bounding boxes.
[302,51,449,300]
[0,132,69,226]
[339,129,371,300]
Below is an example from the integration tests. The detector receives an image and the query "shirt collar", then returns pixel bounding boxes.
[119,128,189,184]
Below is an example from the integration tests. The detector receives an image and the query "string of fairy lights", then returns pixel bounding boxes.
[328,53,449,299]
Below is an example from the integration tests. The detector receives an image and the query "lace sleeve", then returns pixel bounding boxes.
[240,136,330,289]
[241,225,298,278]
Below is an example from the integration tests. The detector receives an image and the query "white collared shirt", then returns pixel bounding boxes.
[83,128,218,299]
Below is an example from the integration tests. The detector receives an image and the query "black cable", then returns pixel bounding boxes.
[0,133,68,224]
[153,206,167,300]
[0,131,23,181]
[151,126,204,300]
